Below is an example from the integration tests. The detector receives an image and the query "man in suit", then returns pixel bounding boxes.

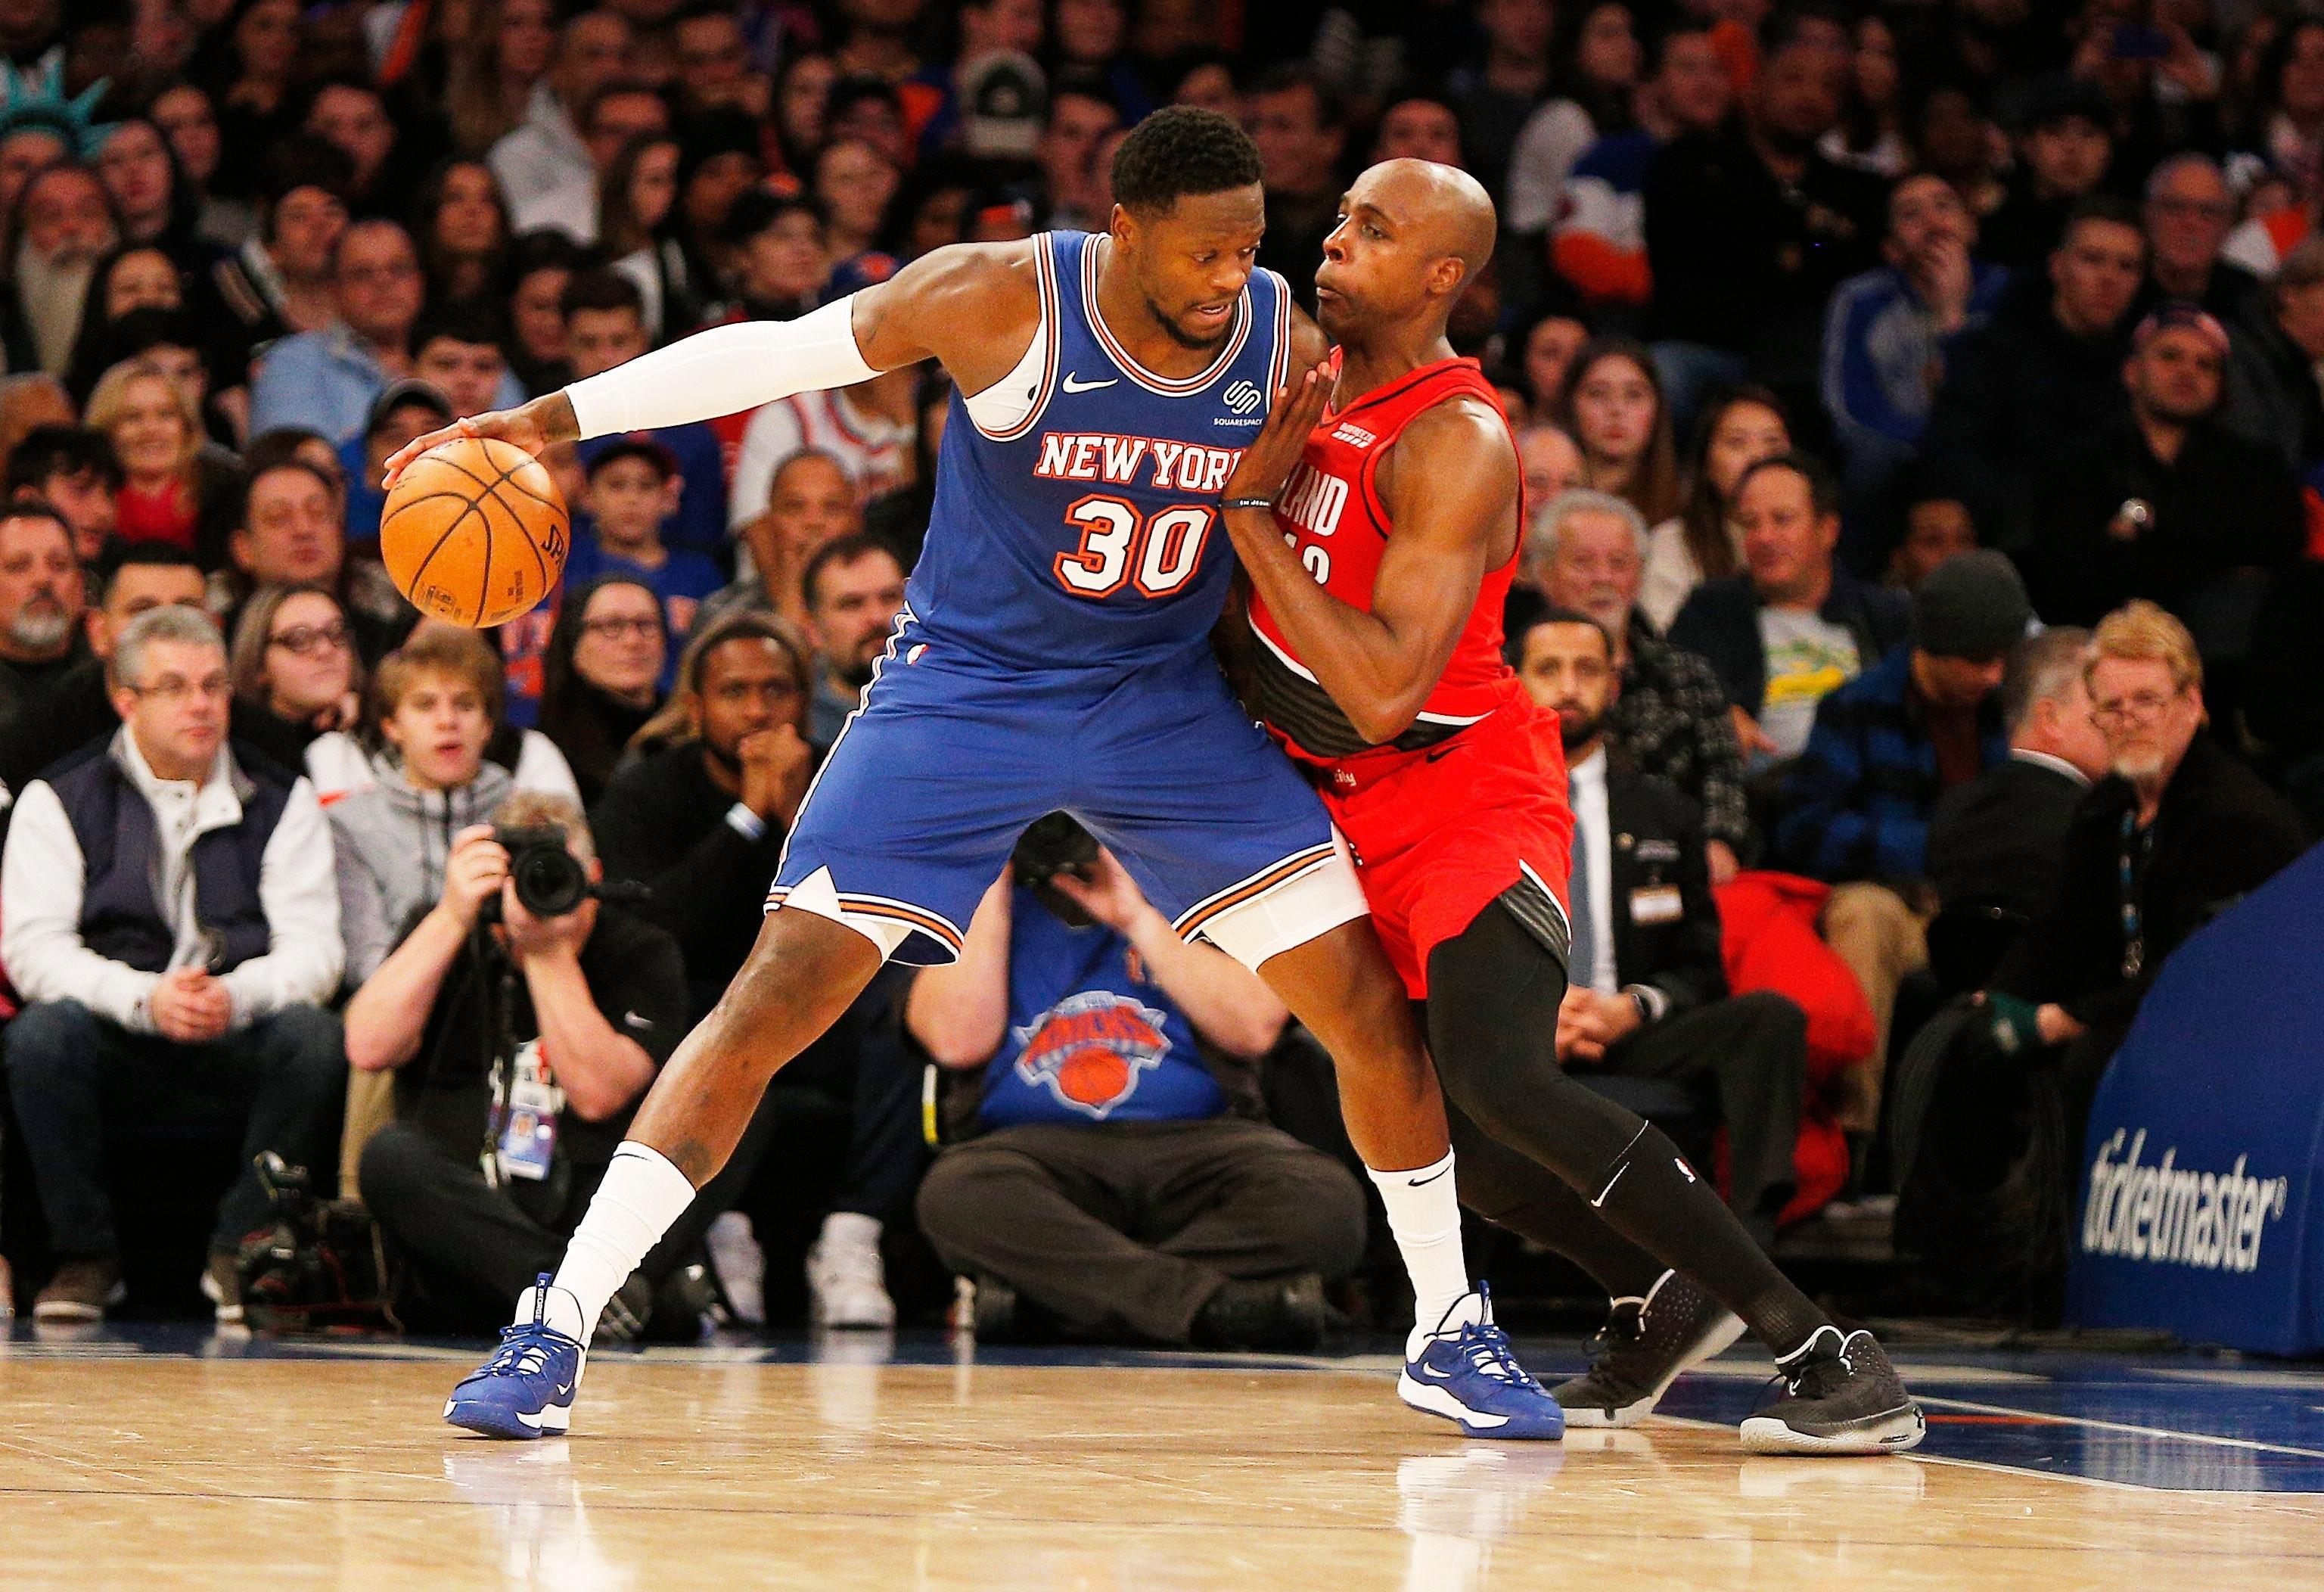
[1926,626,2111,920]
[1518,608,1810,1243]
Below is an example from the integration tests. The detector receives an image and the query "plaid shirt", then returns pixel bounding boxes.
[1610,621,1751,851]
[1774,646,2009,882]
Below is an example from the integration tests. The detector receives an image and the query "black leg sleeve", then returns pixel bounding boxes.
[1425,895,1829,1357]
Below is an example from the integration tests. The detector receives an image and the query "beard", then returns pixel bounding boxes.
[15,241,93,375]
[835,651,881,689]
[1557,707,1603,751]
[2111,749,2168,786]
[6,600,71,655]
[1142,291,1231,351]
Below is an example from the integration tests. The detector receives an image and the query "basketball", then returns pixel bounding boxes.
[380,435,569,628]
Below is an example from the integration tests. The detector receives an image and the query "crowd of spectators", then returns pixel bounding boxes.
[0,0,2319,1338]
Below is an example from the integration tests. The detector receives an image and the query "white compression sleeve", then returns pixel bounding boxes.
[563,296,880,438]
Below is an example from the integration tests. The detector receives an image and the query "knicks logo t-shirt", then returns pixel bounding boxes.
[977,888,1227,1129]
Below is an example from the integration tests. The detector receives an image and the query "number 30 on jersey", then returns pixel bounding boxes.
[1054,496,1214,599]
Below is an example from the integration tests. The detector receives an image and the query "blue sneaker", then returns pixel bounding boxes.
[444,1274,587,1439]
[1397,1285,1565,1440]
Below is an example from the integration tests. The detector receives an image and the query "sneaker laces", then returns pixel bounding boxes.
[1586,1301,1647,1364]
[479,1321,569,1379]
[1455,1320,1545,1390]
[1767,1327,1866,1401]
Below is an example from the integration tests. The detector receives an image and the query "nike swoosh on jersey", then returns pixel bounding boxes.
[1061,372,1118,393]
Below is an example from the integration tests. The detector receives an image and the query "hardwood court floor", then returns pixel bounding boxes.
[3,1329,2323,1590]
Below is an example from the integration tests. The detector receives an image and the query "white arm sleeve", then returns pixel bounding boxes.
[564,297,881,438]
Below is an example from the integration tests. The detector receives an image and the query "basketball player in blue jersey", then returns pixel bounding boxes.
[386,110,1564,1441]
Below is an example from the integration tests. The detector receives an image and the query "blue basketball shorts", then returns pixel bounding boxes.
[766,615,1368,969]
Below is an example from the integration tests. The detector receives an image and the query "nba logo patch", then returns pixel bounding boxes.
[1012,990,1173,1118]
[906,643,928,664]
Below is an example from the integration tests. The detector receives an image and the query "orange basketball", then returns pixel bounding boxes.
[380,436,569,628]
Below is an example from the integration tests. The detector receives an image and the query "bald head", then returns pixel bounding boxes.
[1313,158,1498,344]
[1361,158,1498,275]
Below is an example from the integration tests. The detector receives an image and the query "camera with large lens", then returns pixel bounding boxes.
[492,824,592,918]
[1011,811,1098,889]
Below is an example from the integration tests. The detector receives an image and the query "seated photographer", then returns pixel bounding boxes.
[0,605,346,1324]
[1518,610,1810,1243]
[347,794,690,1339]
[911,816,1368,1351]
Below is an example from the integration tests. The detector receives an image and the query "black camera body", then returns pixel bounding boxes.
[1011,811,1099,890]
[492,823,593,919]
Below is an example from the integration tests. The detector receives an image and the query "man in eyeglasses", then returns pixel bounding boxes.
[1984,602,2307,1136]
[0,604,346,1325]
[229,458,415,667]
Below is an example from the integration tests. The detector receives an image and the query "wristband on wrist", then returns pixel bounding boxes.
[1223,497,1278,513]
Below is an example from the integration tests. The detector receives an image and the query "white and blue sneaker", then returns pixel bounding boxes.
[444,1274,587,1439]
[1397,1285,1565,1441]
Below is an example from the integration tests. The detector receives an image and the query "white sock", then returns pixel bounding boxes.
[818,1211,882,1250]
[543,1142,699,1345]
[1366,1149,1474,1354]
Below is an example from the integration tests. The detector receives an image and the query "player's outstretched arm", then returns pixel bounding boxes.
[382,241,1042,484]
[1220,377,1515,745]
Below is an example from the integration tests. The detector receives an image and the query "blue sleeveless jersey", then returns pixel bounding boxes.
[906,231,1294,675]
[977,886,1226,1129]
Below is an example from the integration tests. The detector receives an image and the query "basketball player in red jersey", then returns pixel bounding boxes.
[1219,160,1924,1454]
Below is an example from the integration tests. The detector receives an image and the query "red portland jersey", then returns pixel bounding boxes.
[1247,356,1524,762]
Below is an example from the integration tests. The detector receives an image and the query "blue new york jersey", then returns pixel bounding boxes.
[906,231,1294,674]
[766,235,1344,965]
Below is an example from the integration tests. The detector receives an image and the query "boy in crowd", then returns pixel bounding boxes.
[567,440,723,690]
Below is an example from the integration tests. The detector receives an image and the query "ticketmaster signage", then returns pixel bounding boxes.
[2068,841,2324,1353]
[2081,1130,2292,1273]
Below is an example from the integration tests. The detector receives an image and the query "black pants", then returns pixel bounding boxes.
[359,1121,742,1334]
[3,1000,346,1260]
[1590,991,1807,1239]
[915,1118,1368,1345]
[756,966,924,1224]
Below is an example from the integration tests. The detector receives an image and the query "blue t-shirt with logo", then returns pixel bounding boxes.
[977,886,1227,1130]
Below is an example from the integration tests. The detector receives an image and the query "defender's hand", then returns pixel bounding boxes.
[1221,353,1338,508]
[381,393,576,486]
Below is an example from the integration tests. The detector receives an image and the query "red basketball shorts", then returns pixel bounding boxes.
[1294,692,1576,999]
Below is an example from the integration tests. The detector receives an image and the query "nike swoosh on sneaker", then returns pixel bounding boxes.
[1062,372,1117,393]
[1414,1363,1456,1380]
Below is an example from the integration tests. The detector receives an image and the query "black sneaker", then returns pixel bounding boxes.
[971,1274,1024,1342]
[1741,1326,1926,1454]
[1552,1271,1745,1429]
[594,1273,655,1345]
[1190,1272,1327,1353]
